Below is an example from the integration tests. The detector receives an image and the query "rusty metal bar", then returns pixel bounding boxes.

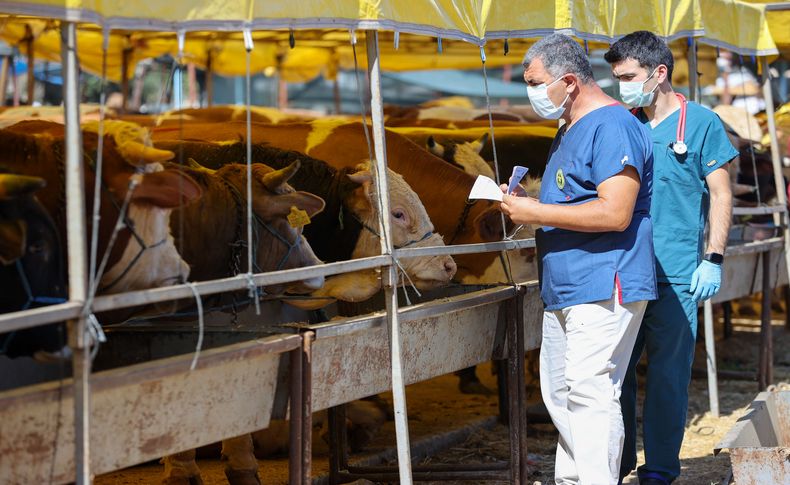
[301,331,314,484]
[328,404,348,485]
[348,463,510,473]
[758,252,774,389]
[366,29,412,485]
[335,470,510,481]
[288,344,303,485]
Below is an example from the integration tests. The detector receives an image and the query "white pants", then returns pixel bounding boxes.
[540,292,647,485]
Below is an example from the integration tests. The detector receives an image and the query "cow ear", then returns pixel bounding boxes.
[294,191,325,218]
[475,206,505,241]
[0,219,26,265]
[347,170,372,186]
[426,136,444,157]
[266,192,325,219]
[471,133,489,153]
[130,169,203,208]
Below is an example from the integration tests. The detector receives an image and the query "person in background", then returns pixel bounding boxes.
[605,31,737,485]
[500,33,657,484]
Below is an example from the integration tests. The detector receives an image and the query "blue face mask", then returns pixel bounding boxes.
[527,75,570,120]
[619,68,659,108]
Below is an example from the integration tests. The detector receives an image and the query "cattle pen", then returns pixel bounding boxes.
[0,2,789,485]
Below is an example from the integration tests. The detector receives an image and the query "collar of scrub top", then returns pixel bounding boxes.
[631,92,688,156]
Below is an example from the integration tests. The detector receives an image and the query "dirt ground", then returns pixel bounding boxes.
[97,316,789,485]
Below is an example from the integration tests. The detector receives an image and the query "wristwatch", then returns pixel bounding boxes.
[703,252,724,265]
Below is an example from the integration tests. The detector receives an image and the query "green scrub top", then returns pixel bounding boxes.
[635,101,738,283]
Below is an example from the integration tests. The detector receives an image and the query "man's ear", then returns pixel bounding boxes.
[656,64,669,84]
[563,73,579,93]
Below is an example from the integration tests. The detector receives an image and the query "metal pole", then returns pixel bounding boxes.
[703,299,719,417]
[758,252,774,389]
[25,27,34,105]
[761,57,790,298]
[687,39,699,103]
[61,21,90,485]
[365,30,413,485]
[205,50,214,107]
[0,55,9,106]
[120,46,131,113]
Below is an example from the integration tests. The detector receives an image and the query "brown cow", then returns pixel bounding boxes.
[0,120,203,295]
[152,120,506,281]
[160,160,325,485]
[154,141,457,302]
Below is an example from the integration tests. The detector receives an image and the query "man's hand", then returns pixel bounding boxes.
[690,260,722,301]
[500,194,542,225]
[500,183,528,197]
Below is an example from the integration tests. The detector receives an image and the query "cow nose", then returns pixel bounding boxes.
[444,258,457,277]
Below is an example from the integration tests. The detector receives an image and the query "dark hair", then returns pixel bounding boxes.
[604,31,674,82]
[523,33,595,84]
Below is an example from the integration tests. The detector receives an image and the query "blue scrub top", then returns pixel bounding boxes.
[635,101,738,283]
[536,105,658,311]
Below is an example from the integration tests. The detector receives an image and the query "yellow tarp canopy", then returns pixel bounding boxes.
[0,0,782,55]
[0,0,781,83]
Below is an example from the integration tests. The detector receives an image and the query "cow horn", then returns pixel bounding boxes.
[262,160,301,190]
[121,141,176,166]
[0,174,46,199]
[186,158,216,174]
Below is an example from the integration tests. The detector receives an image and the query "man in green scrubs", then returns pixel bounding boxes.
[605,32,738,485]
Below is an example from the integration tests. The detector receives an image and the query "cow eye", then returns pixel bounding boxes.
[393,210,405,220]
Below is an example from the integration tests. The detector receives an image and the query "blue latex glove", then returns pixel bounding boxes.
[690,260,722,302]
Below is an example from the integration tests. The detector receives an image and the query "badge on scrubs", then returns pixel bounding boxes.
[555,168,565,190]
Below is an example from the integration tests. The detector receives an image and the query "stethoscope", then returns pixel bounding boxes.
[670,92,688,156]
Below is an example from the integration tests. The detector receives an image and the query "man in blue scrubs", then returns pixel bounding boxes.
[605,31,737,485]
[501,33,657,484]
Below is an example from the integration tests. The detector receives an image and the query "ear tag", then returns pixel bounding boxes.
[287,206,311,228]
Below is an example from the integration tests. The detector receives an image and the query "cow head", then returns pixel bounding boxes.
[80,122,204,294]
[345,162,456,290]
[221,161,326,295]
[426,133,495,180]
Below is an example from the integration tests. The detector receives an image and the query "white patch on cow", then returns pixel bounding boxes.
[350,164,456,290]
[453,142,496,179]
[98,202,189,293]
[231,105,291,124]
[304,118,351,154]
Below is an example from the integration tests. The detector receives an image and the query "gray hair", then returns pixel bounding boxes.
[522,34,594,83]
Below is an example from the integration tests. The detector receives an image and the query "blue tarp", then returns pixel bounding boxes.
[384,69,527,99]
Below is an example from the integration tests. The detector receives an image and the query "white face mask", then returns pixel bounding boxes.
[619,68,659,108]
[527,75,570,120]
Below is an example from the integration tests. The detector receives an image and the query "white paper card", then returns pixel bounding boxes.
[508,166,529,194]
[469,175,503,201]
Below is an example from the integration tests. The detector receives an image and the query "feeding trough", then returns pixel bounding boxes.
[715,388,790,485]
